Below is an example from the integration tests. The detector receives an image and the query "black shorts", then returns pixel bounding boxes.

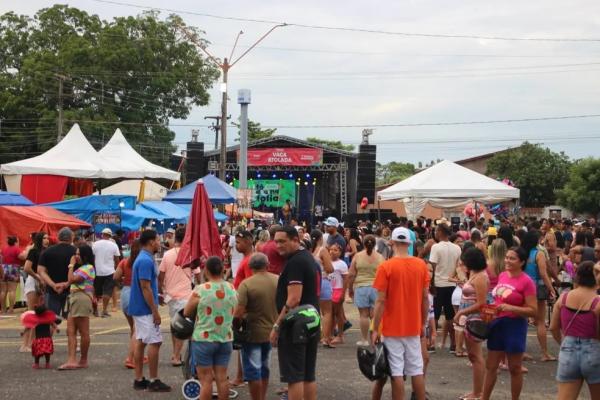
[277,327,319,384]
[94,275,115,297]
[433,286,456,322]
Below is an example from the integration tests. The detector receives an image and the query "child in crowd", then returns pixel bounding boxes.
[21,296,59,369]
[329,243,349,345]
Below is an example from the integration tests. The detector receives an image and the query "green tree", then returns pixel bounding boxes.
[376,162,415,185]
[486,142,571,207]
[0,5,219,166]
[306,137,355,151]
[557,158,600,216]
[234,119,277,141]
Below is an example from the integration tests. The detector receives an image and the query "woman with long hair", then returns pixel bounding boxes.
[310,229,335,347]
[522,230,557,361]
[549,261,600,400]
[114,239,142,369]
[255,230,270,253]
[454,248,489,400]
[21,232,50,352]
[58,244,96,370]
[345,227,363,264]
[347,234,383,345]
[487,238,507,291]
[482,247,538,400]
[0,236,22,314]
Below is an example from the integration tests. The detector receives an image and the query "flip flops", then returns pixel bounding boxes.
[57,364,80,371]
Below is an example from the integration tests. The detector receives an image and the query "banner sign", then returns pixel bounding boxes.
[242,148,323,166]
[234,179,296,208]
[236,188,254,216]
[93,213,121,225]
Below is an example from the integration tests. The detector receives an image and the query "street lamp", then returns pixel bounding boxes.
[176,23,287,180]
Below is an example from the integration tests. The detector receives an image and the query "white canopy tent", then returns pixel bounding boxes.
[0,124,107,178]
[95,179,168,201]
[378,160,520,220]
[99,129,180,181]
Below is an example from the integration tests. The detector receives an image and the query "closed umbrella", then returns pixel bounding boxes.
[175,179,222,269]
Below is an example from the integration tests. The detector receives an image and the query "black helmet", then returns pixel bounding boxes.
[357,343,390,381]
[282,304,321,344]
[170,309,195,340]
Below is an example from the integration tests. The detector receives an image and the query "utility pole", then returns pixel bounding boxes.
[55,73,70,141]
[237,89,251,189]
[175,23,286,180]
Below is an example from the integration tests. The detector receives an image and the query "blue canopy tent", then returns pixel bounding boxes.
[44,195,137,233]
[176,203,228,223]
[120,201,191,232]
[0,190,34,206]
[164,174,236,204]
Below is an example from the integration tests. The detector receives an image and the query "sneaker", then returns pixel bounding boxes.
[449,345,456,354]
[343,321,353,332]
[427,346,436,353]
[356,340,369,347]
[133,377,150,391]
[148,379,171,392]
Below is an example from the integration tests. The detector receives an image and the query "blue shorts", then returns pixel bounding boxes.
[320,278,332,301]
[120,286,131,315]
[241,342,272,381]
[191,341,233,367]
[556,336,600,384]
[354,286,377,309]
[487,317,528,354]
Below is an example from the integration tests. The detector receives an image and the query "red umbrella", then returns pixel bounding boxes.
[176,179,222,269]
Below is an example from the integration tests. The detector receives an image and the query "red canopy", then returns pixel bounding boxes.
[0,206,90,246]
[176,180,222,269]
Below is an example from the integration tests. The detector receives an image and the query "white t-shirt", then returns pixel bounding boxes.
[92,239,121,276]
[429,241,461,288]
[330,259,348,290]
[229,235,244,278]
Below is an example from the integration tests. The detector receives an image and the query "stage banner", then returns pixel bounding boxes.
[234,179,296,208]
[242,148,323,166]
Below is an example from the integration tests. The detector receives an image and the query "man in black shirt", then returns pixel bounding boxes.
[270,226,320,400]
[38,227,76,318]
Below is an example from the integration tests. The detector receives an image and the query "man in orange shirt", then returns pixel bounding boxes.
[372,227,430,400]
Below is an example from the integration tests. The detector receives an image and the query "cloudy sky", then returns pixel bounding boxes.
[3,0,600,164]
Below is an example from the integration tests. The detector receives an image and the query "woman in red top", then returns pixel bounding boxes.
[114,240,141,368]
[1,236,22,314]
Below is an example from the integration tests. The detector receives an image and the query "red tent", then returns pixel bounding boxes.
[0,206,90,246]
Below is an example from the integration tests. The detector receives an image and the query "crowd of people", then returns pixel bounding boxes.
[1,213,600,400]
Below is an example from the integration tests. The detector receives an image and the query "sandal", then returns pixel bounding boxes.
[124,359,135,369]
[541,355,557,362]
[57,363,80,371]
[455,351,468,357]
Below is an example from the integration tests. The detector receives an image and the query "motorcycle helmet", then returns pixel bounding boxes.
[170,309,195,340]
[282,304,321,344]
[357,343,390,381]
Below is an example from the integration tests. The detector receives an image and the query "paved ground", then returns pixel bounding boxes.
[0,301,584,400]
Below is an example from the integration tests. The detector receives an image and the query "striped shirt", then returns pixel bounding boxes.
[70,264,96,294]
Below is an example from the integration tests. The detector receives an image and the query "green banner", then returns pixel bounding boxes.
[234,179,296,208]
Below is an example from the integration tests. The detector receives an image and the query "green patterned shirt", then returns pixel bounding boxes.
[192,280,238,343]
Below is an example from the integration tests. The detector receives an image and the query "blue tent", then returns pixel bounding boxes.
[45,195,137,233]
[177,203,228,222]
[164,174,236,204]
[120,201,190,232]
[0,191,33,206]
[141,201,189,222]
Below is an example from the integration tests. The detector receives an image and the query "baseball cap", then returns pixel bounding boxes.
[324,217,339,227]
[166,228,176,234]
[391,227,412,244]
[235,230,253,240]
[101,228,113,236]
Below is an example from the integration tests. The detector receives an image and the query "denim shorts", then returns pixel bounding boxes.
[320,278,332,301]
[120,286,131,315]
[556,336,600,384]
[191,341,233,367]
[354,286,377,309]
[241,342,272,381]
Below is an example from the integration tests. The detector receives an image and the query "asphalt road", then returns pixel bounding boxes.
[0,301,581,400]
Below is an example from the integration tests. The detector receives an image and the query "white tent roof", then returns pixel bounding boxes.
[0,124,108,178]
[98,129,180,180]
[378,160,520,202]
[95,179,168,200]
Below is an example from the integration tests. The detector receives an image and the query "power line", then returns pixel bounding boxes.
[90,0,600,42]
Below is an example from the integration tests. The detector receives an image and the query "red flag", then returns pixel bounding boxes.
[176,180,222,269]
